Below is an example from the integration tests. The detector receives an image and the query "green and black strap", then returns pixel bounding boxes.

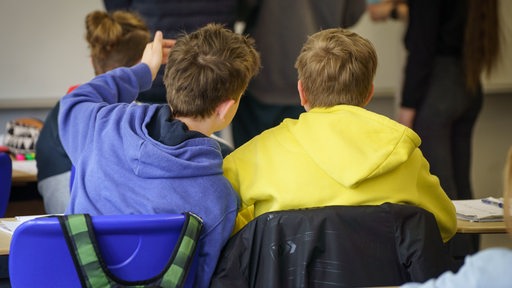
[58,212,203,288]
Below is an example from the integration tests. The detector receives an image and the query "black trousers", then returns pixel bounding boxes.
[414,56,482,201]
[413,56,483,260]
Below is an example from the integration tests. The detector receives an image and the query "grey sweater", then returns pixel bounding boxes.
[240,0,366,105]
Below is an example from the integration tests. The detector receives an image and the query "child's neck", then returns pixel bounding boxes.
[175,116,215,136]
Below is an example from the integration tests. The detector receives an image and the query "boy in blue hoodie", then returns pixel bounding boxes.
[58,24,260,287]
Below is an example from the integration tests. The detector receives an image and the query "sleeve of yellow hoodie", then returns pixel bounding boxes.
[408,149,457,243]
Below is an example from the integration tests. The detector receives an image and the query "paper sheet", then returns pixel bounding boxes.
[0,215,57,235]
[452,198,504,222]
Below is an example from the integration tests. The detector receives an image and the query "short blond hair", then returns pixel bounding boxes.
[164,23,260,119]
[295,28,377,108]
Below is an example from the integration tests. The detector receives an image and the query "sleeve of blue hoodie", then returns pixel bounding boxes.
[58,63,152,165]
[401,248,512,288]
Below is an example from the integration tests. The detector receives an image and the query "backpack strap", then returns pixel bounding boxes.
[58,212,203,288]
[160,212,203,287]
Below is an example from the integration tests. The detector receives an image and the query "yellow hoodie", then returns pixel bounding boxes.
[224,105,457,242]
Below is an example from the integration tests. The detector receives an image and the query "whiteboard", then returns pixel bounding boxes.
[1,0,510,108]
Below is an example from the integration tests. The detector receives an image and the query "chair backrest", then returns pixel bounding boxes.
[0,152,12,217]
[9,213,201,288]
[211,203,454,288]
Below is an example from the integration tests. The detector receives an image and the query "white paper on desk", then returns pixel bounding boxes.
[12,160,37,174]
[0,214,56,235]
[452,199,503,222]
[0,221,21,235]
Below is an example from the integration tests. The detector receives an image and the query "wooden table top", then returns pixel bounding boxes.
[11,159,37,183]
[12,169,37,183]
[0,218,507,256]
[0,218,15,255]
[456,218,507,234]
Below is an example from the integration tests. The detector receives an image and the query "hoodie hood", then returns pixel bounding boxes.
[286,105,421,188]
[119,104,223,179]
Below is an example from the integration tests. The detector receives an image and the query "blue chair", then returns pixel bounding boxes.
[9,213,202,287]
[0,152,12,217]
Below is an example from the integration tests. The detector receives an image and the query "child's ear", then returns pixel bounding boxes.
[298,80,310,110]
[216,99,236,121]
[363,84,375,107]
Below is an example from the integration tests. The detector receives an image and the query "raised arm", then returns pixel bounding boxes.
[58,31,173,164]
[141,31,175,80]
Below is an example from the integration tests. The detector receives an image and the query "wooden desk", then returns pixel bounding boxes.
[456,219,507,234]
[0,218,506,256]
[0,234,10,255]
[0,218,15,256]
[12,169,37,183]
[11,160,37,183]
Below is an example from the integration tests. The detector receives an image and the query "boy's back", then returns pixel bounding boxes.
[59,24,260,287]
[223,28,457,243]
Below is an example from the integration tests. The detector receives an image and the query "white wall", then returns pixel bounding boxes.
[0,0,103,108]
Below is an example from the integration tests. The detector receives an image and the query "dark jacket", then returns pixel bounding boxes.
[103,0,238,104]
[211,203,455,288]
[35,102,72,181]
[104,0,237,39]
[401,0,467,108]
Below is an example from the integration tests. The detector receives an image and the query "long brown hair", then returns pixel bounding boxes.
[464,0,500,93]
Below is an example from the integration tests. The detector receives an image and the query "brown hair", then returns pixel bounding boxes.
[504,147,512,236]
[464,0,500,93]
[164,23,260,119]
[86,10,150,75]
[294,28,377,108]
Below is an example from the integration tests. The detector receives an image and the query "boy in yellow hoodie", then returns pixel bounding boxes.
[223,28,457,243]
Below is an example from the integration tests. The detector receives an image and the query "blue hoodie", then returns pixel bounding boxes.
[58,63,238,287]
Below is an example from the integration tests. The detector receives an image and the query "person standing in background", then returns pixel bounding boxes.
[36,10,151,214]
[103,0,238,104]
[231,0,366,147]
[366,0,408,22]
[398,0,501,259]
